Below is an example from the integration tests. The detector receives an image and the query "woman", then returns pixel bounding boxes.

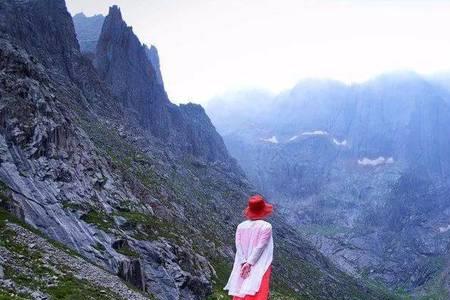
[224,194,274,300]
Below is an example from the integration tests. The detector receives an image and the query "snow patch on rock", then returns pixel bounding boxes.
[439,225,450,233]
[333,138,347,146]
[302,130,328,136]
[358,156,394,166]
[260,136,279,144]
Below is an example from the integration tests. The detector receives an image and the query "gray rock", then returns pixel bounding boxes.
[31,291,48,300]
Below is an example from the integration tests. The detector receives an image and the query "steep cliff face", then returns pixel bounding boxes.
[0,0,79,77]
[73,12,105,55]
[0,0,400,299]
[94,6,170,137]
[208,75,450,296]
[93,6,232,164]
[73,11,164,88]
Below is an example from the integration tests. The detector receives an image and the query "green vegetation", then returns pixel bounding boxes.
[411,257,449,300]
[116,211,151,228]
[0,290,26,300]
[0,228,40,259]
[93,242,106,252]
[62,201,85,212]
[47,275,119,300]
[80,210,115,232]
[207,259,232,300]
[417,289,449,300]
[116,210,179,242]
[0,206,124,299]
[115,242,139,258]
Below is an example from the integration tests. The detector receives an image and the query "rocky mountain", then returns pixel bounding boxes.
[207,74,450,298]
[73,12,105,55]
[0,0,398,299]
[73,8,164,90]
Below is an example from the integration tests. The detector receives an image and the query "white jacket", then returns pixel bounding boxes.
[224,220,273,297]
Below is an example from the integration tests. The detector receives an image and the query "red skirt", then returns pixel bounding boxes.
[232,266,272,300]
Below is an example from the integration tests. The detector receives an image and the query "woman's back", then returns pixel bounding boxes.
[236,220,273,264]
[225,219,273,297]
[224,195,274,299]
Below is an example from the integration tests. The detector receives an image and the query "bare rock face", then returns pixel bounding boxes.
[178,103,232,163]
[94,5,171,138]
[0,0,79,76]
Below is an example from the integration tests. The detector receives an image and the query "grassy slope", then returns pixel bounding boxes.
[0,181,149,300]
[0,210,122,299]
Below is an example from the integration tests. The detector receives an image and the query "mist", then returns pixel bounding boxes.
[66,0,450,104]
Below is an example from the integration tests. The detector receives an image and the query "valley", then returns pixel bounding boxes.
[207,75,450,299]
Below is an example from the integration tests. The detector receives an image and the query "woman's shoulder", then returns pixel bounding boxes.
[258,220,272,228]
[238,220,251,228]
[238,219,272,228]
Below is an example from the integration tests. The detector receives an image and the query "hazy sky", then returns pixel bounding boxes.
[66,0,450,104]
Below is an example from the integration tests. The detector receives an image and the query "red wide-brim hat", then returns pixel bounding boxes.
[244,194,273,220]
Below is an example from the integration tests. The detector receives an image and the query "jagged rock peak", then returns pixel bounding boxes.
[95,5,171,137]
[105,5,134,31]
[101,5,128,37]
[109,5,122,20]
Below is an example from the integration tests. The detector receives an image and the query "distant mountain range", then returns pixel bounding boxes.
[207,72,450,298]
[0,0,397,299]
[73,12,105,55]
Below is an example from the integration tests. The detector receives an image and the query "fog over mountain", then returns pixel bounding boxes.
[65,0,450,103]
[207,72,450,298]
